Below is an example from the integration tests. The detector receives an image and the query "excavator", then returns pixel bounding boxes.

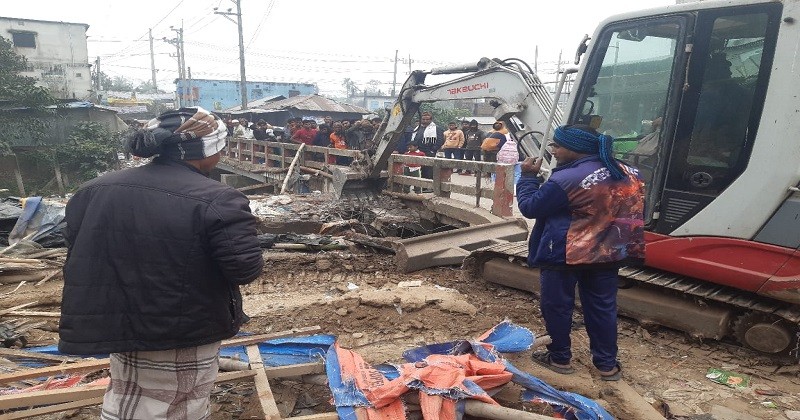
[363,0,800,356]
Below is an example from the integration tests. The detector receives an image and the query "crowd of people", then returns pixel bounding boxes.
[224,113,525,185]
[223,116,383,152]
[227,113,519,156]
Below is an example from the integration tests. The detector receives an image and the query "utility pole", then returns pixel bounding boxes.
[408,53,413,74]
[391,49,399,96]
[94,56,101,92]
[149,28,158,92]
[187,67,193,107]
[163,28,184,107]
[215,0,248,110]
[94,56,102,103]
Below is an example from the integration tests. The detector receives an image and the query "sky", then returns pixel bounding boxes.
[2,0,675,97]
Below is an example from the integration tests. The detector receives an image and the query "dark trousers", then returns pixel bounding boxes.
[443,149,463,160]
[420,150,436,181]
[539,268,619,371]
[463,149,481,161]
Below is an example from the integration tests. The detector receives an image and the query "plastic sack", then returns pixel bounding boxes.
[7,197,67,248]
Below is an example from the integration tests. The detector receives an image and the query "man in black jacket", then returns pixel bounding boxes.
[60,107,264,419]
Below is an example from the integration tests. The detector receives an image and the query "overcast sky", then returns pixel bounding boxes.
[3,0,674,96]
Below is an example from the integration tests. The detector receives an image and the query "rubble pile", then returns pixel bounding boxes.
[250,193,455,239]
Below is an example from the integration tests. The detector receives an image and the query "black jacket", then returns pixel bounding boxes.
[59,157,264,354]
[411,124,444,156]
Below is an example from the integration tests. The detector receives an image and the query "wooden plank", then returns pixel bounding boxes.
[0,369,262,415]
[280,143,305,194]
[220,326,322,348]
[0,396,104,420]
[0,258,44,264]
[246,344,282,420]
[0,384,107,410]
[216,369,257,383]
[5,310,60,318]
[0,326,323,385]
[237,184,271,193]
[0,348,77,363]
[264,362,324,378]
[0,302,39,317]
[35,270,62,286]
[0,359,107,385]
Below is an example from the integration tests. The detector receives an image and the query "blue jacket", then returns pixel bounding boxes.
[516,156,645,268]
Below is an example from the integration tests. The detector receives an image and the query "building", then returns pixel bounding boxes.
[0,17,91,100]
[348,94,396,112]
[175,79,318,112]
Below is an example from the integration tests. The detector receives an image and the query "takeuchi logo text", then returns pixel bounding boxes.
[447,83,489,95]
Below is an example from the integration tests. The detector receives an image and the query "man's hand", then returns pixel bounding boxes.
[521,157,542,174]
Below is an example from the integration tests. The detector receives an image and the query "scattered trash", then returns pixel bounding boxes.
[761,401,779,409]
[706,368,750,388]
[346,282,359,291]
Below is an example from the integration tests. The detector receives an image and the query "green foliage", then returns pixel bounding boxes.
[56,122,121,184]
[372,103,472,128]
[94,71,136,91]
[0,36,58,156]
[419,103,472,127]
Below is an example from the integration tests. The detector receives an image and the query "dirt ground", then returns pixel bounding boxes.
[3,246,800,420]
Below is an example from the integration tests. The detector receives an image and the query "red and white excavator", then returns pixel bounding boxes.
[367,0,800,355]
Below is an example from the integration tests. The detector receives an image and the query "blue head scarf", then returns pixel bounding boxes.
[553,125,625,180]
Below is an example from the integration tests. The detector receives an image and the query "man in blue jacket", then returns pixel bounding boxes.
[517,124,645,381]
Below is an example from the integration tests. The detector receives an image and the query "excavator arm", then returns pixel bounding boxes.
[370,57,561,178]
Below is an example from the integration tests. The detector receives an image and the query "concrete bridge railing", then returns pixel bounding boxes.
[387,154,515,218]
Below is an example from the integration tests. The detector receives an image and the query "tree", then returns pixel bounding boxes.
[365,80,384,96]
[56,122,120,184]
[135,80,162,93]
[419,103,472,127]
[94,71,136,91]
[0,36,57,155]
[342,78,359,97]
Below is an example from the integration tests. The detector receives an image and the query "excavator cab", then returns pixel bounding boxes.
[569,3,782,234]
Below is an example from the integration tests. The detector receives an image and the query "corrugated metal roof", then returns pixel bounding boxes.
[254,94,369,114]
[224,95,286,112]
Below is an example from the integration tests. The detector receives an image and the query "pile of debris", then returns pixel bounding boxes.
[0,322,620,420]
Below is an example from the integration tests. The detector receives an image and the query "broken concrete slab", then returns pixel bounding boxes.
[394,218,529,273]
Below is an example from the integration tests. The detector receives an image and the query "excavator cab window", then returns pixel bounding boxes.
[652,4,782,233]
[571,17,685,222]
[666,6,780,195]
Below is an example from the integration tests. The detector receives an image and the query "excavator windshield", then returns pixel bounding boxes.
[572,17,685,222]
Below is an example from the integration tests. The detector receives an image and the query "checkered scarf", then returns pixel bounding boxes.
[126,107,227,160]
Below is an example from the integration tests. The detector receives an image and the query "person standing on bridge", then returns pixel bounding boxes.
[517,124,645,382]
[59,107,264,418]
[410,111,444,184]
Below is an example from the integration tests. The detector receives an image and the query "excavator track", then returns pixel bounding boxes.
[617,266,800,324]
[465,241,800,355]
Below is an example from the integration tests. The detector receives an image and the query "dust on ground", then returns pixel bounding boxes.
[6,248,799,419]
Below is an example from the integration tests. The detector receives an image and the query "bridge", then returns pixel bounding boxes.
[218,138,517,218]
